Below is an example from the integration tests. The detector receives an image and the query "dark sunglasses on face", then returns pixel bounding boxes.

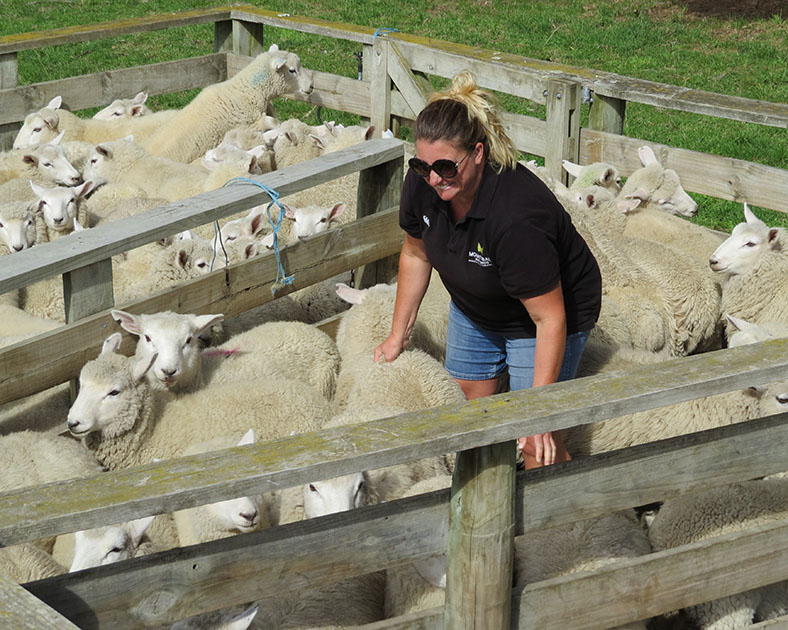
[408,152,470,179]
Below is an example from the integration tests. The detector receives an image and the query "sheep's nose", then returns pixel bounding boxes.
[709,256,718,267]
[67,419,80,430]
[240,508,258,524]
[70,176,83,185]
[12,244,24,252]
[53,217,64,225]
[161,368,177,378]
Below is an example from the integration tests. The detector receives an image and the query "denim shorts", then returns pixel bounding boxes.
[444,301,591,390]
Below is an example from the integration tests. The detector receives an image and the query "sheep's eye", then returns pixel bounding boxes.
[108,546,123,554]
[90,157,98,164]
[289,67,297,74]
[112,112,122,117]
[319,217,327,223]
[43,162,53,168]
[107,389,120,397]
[0,222,4,228]
[308,484,317,492]
[745,241,757,248]
[197,262,208,269]
[184,336,193,346]
[777,394,788,405]
[226,235,236,241]
[33,126,42,133]
[144,334,151,343]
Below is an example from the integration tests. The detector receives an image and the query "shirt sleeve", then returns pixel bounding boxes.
[494,211,561,300]
[399,169,425,239]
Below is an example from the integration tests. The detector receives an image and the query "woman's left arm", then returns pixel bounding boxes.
[519,283,567,465]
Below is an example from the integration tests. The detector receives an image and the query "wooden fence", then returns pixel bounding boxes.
[1,5,788,629]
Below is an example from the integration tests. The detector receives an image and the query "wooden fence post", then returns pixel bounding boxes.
[589,93,626,136]
[544,79,581,186]
[354,152,403,288]
[369,37,392,139]
[0,53,19,151]
[444,440,517,630]
[214,18,264,56]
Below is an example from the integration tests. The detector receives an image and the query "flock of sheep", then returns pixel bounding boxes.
[1,42,788,630]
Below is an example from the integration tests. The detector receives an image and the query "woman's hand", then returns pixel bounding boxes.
[518,433,557,466]
[374,335,407,363]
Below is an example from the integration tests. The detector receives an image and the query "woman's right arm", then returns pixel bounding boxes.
[373,234,432,362]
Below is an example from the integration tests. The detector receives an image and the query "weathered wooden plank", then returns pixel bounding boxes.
[515,518,788,630]
[63,260,114,324]
[748,614,788,629]
[213,19,264,57]
[0,54,228,126]
[387,42,429,120]
[369,38,392,138]
[0,572,80,630]
[445,442,516,630]
[24,490,449,628]
[518,412,788,534]
[0,52,20,151]
[588,92,626,136]
[4,339,788,547]
[0,138,404,295]
[0,207,403,406]
[358,609,442,630]
[0,6,235,55]
[544,79,580,183]
[578,129,788,213]
[501,111,548,158]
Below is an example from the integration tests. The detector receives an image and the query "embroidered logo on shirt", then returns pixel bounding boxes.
[423,215,430,227]
[477,242,484,254]
[468,249,492,267]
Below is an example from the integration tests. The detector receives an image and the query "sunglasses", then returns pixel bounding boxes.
[408,152,470,179]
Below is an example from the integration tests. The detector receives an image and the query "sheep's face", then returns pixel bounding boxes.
[761,381,788,417]
[23,143,82,187]
[206,494,262,533]
[67,354,148,438]
[13,110,59,148]
[82,146,112,186]
[709,219,777,276]
[70,516,153,572]
[303,472,367,519]
[271,51,314,96]
[92,93,151,121]
[0,205,38,253]
[651,169,697,217]
[285,203,346,240]
[33,182,90,232]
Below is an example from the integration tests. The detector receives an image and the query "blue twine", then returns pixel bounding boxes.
[221,177,295,294]
[373,27,400,40]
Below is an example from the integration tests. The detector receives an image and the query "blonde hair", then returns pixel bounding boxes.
[414,71,518,172]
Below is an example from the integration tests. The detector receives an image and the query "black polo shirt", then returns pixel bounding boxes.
[400,162,601,337]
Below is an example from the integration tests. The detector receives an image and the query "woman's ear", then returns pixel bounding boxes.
[473,141,485,164]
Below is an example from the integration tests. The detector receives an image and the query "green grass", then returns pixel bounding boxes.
[2,0,786,231]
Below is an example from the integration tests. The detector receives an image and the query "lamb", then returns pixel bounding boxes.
[710,205,788,341]
[726,314,788,348]
[143,44,314,164]
[173,430,272,546]
[92,91,153,120]
[66,515,157,572]
[111,310,340,400]
[271,120,324,169]
[647,478,788,629]
[562,159,622,193]
[202,142,274,176]
[0,132,83,187]
[515,510,652,630]
[29,181,93,239]
[66,333,332,471]
[0,200,47,253]
[13,96,178,148]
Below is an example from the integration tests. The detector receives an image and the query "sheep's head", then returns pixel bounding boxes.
[22,136,83,186]
[67,334,154,438]
[709,204,781,275]
[13,96,63,148]
[31,180,93,232]
[70,516,155,572]
[303,471,369,519]
[284,202,346,241]
[0,201,39,253]
[268,44,313,96]
[92,92,151,121]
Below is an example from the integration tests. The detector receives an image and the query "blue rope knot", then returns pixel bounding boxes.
[221,177,295,295]
[373,27,400,40]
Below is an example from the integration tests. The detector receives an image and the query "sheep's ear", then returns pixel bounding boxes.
[261,232,275,249]
[247,144,267,159]
[272,57,287,72]
[583,192,597,209]
[262,128,280,148]
[637,145,658,166]
[95,144,113,159]
[227,605,259,630]
[283,204,296,220]
[193,313,225,337]
[616,197,642,214]
[176,248,191,270]
[600,167,617,186]
[111,309,142,335]
[128,515,155,548]
[743,202,759,224]
[562,159,582,177]
[725,313,748,332]
[76,180,95,199]
[364,125,375,141]
[335,283,366,305]
[50,130,65,146]
[124,134,135,143]
[241,241,258,259]
[268,43,280,53]
[22,152,39,166]
[328,202,346,221]
[768,228,781,249]
[132,352,157,382]
[101,332,123,355]
[47,96,63,110]
[44,112,60,130]
[73,218,86,232]
[132,91,148,105]
[29,180,46,198]
[238,429,255,446]
[309,133,327,150]
[247,210,266,237]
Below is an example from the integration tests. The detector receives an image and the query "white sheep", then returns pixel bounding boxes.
[271,119,324,169]
[647,478,788,629]
[66,333,332,471]
[13,95,178,148]
[30,180,94,239]
[562,159,622,193]
[0,200,47,253]
[0,132,82,187]
[710,205,788,341]
[202,142,274,176]
[143,44,314,164]
[67,515,157,572]
[111,310,340,400]
[726,314,788,348]
[0,543,66,584]
[173,430,272,546]
[92,91,153,120]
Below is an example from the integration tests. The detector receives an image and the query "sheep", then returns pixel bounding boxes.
[143,44,314,164]
[66,332,332,471]
[29,180,93,239]
[562,159,622,193]
[65,515,157,572]
[710,205,788,341]
[271,120,324,169]
[13,96,179,148]
[0,132,83,187]
[726,314,788,348]
[0,200,47,253]
[111,310,340,400]
[202,142,274,176]
[647,478,788,629]
[92,91,153,120]
[0,543,66,584]
[514,510,652,630]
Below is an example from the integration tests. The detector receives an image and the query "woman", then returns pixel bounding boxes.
[373,71,601,467]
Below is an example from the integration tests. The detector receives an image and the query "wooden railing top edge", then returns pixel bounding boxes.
[0,138,404,294]
[2,337,787,545]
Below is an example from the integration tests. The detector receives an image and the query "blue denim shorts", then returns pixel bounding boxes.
[444,301,591,390]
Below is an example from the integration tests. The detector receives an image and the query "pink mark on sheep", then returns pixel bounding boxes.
[203,347,242,358]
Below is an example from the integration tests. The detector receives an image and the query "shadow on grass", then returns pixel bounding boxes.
[677,0,785,18]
